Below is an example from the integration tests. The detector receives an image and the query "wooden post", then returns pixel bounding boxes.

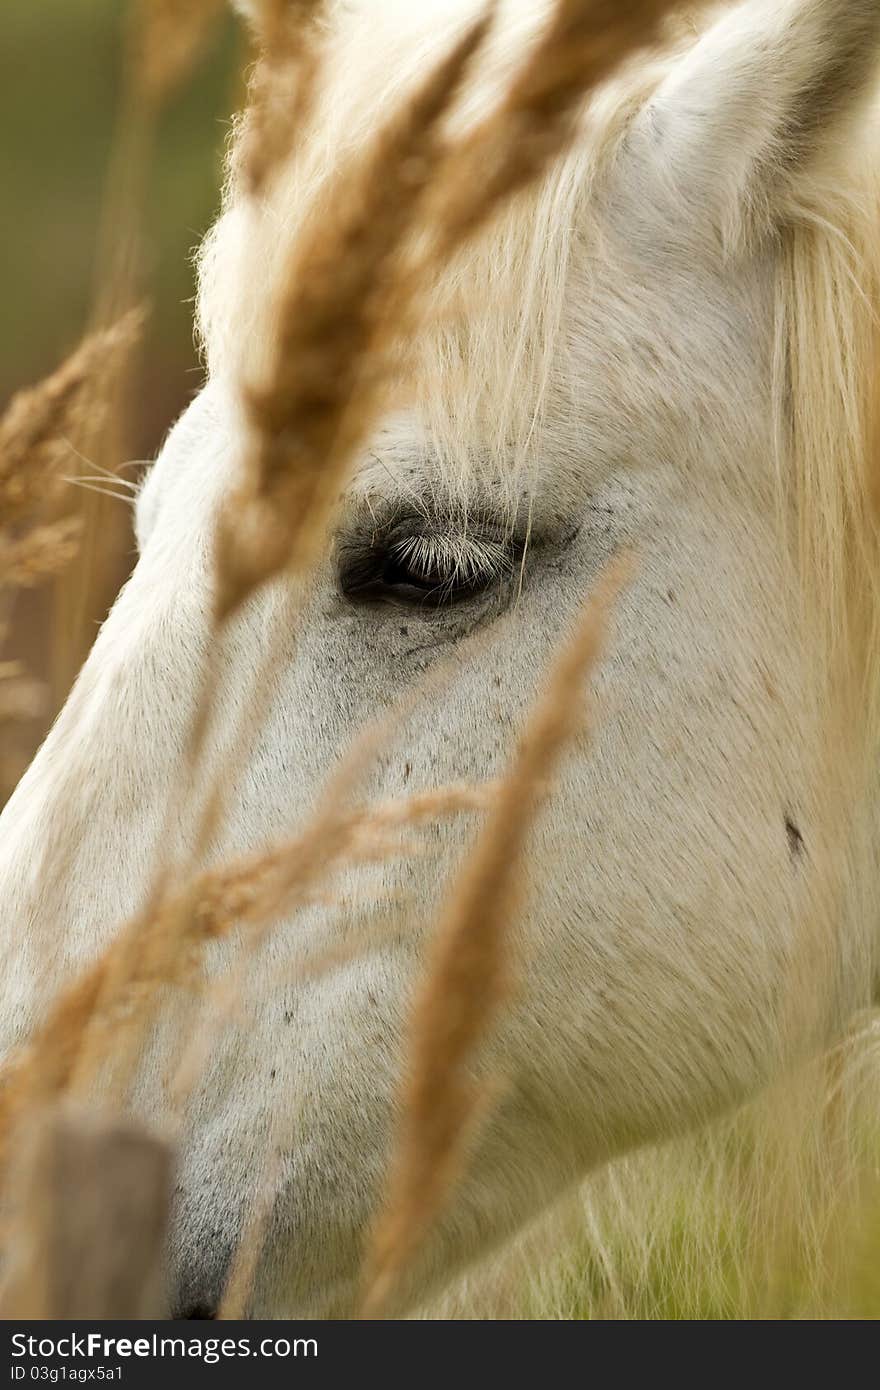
[1,1103,173,1319]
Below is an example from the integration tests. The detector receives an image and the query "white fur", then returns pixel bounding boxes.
[2,0,880,1316]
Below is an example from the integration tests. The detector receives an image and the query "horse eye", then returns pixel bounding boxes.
[340,524,518,608]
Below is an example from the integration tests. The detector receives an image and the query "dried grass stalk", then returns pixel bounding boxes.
[133,0,228,104]
[169,912,411,1120]
[434,0,684,252]
[237,0,329,194]
[0,665,45,724]
[0,782,492,1146]
[0,517,83,589]
[360,556,631,1318]
[0,312,145,798]
[0,310,144,530]
[75,783,493,1098]
[166,653,497,1107]
[214,12,493,620]
[183,786,487,946]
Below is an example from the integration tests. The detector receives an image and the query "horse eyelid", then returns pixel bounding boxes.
[337,519,520,607]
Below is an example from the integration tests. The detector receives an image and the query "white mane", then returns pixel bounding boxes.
[197,1,672,496]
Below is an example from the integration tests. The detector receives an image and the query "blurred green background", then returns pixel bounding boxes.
[0,0,241,456]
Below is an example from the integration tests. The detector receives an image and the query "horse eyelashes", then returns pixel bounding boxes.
[338,515,520,608]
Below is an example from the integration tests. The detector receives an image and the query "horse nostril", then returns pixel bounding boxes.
[175,1302,217,1320]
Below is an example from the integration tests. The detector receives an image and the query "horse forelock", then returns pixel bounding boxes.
[195,1,675,508]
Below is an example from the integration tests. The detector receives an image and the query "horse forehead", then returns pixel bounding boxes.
[135,385,238,551]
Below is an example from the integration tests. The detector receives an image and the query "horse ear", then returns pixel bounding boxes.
[645,0,880,252]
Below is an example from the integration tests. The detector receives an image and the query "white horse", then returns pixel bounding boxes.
[2,0,880,1318]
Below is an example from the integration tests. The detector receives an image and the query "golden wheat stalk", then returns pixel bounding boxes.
[0,518,83,590]
[236,0,330,194]
[164,636,505,1109]
[213,12,494,620]
[0,310,144,529]
[0,311,145,797]
[0,781,493,1150]
[67,604,494,1118]
[132,0,228,104]
[434,0,683,252]
[360,556,631,1318]
[0,664,45,724]
[73,782,494,1102]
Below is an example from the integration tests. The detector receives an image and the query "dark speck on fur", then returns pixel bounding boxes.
[785,816,805,861]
